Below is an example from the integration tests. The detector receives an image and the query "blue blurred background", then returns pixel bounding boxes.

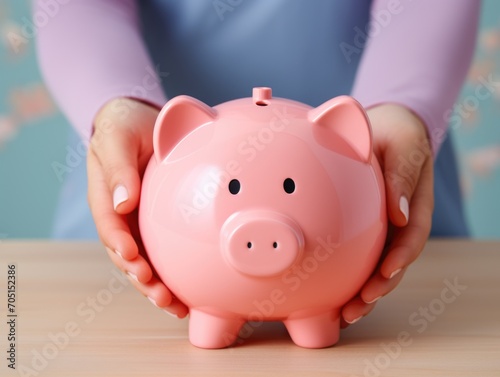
[0,1,499,239]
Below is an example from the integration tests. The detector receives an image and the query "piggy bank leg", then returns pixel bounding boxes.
[284,310,340,348]
[189,309,245,349]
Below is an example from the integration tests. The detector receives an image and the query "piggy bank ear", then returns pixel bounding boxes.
[308,96,372,163]
[154,95,217,162]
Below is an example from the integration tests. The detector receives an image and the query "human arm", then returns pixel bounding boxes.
[343,0,480,324]
[35,0,187,316]
[35,0,166,140]
[352,0,480,155]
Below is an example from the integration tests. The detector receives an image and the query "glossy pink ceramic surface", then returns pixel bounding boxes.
[139,87,387,349]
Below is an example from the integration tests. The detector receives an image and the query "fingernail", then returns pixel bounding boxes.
[113,184,128,210]
[399,196,409,223]
[365,296,381,304]
[127,272,139,282]
[107,247,124,260]
[346,316,362,325]
[163,310,178,318]
[148,296,159,308]
[390,268,402,279]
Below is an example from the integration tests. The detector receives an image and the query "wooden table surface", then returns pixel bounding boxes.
[1,240,499,376]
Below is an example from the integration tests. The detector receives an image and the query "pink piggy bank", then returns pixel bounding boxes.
[139,87,387,349]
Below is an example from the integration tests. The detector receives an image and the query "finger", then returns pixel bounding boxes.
[383,130,431,228]
[165,298,190,319]
[341,296,377,328]
[87,149,139,261]
[360,267,407,304]
[90,98,158,215]
[105,247,152,283]
[128,275,189,318]
[107,247,189,318]
[90,121,141,215]
[380,159,434,278]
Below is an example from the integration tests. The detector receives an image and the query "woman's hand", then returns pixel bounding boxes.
[341,103,434,326]
[87,97,188,318]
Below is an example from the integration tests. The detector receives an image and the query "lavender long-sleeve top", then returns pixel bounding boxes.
[34,0,480,238]
[35,0,480,154]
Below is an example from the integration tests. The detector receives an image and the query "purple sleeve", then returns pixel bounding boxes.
[34,0,166,141]
[351,0,480,155]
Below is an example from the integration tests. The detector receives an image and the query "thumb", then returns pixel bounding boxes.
[367,104,432,228]
[90,108,145,214]
[90,119,142,215]
[90,98,159,215]
[383,131,431,227]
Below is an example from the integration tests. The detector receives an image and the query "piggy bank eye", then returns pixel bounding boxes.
[283,178,295,194]
[228,179,241,195]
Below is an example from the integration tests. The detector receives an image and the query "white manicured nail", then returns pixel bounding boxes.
[346,316,362,325]
[365,296,381,304]
[127,272,138,282]
[106,247,120,258]
[390,268,402,279]
[113,184,128,210]
[163,310,178,318]
[399,196,409,223]
[148,296,159,308]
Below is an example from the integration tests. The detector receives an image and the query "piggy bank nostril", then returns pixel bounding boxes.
[273,242,278,249]
[247,242,252,249]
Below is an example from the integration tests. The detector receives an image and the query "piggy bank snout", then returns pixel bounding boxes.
[221,211,304,277]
